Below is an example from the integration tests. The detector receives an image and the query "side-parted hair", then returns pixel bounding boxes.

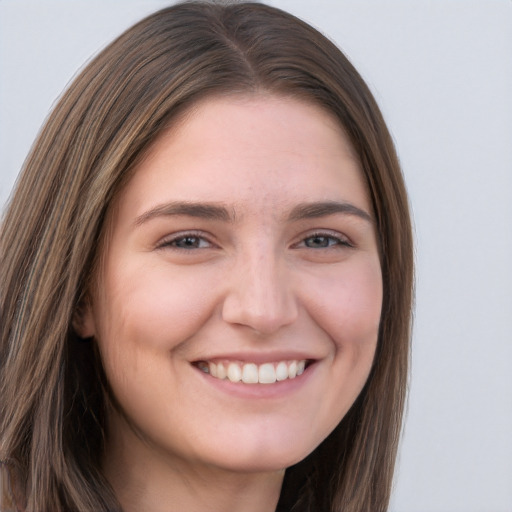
[0,2,413,511]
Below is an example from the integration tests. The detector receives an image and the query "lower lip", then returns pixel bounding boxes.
[193,363,317,400]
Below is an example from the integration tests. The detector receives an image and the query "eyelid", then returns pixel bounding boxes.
[155,229,353,251]
[156,230,216,250]
[292,229,354,249]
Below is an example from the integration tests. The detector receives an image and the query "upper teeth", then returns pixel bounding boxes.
[197,360,307,384]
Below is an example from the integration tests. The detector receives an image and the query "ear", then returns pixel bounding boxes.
[72,297,96,339]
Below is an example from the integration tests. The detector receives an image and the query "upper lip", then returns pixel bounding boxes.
[191,351,321,365]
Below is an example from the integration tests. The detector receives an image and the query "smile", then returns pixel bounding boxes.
[194,360,309,384]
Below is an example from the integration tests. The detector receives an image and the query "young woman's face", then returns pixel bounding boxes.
[82,95,382,474]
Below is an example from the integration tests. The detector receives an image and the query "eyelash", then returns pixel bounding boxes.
[157,230,352,251]
[157,231,214,251]
[294,231,353,250]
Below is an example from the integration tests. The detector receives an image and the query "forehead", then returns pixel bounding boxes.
[157,92,360,171]
[114,94,368,219]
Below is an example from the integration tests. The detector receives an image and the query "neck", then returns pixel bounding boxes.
[103,414,285,512]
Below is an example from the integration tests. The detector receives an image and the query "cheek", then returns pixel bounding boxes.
[308,258,383,351]
[96,263,215,348]
[91,260,228,391]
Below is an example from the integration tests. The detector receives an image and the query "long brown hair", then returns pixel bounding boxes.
[0,2,413,511]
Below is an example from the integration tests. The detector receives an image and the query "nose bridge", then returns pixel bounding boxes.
[222,241,298,334]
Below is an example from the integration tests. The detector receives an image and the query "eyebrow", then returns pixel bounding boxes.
[134,200,373,227]
[134,201,233,226]
[287,201,373,223]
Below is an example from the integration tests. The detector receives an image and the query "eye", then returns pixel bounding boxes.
[158,232,213,250]
[297,232,352,249]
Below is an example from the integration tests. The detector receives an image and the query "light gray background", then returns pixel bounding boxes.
[1,1,511,511]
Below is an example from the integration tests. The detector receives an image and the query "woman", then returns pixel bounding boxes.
[0,2,413,511]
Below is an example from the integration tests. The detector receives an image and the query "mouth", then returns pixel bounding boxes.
[192,359,313,384]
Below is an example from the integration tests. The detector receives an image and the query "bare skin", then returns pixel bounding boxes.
[104,412,284,512]
[78,94,382,511]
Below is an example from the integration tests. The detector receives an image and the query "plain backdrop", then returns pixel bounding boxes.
[1,1,511,511]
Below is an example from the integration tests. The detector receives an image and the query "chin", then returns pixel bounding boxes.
[196,429,322,474]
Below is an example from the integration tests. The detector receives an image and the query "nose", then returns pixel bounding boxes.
[221,249,298,335]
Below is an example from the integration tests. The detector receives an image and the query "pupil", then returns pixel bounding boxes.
[307,236,329,248]
[178,236,198,248]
